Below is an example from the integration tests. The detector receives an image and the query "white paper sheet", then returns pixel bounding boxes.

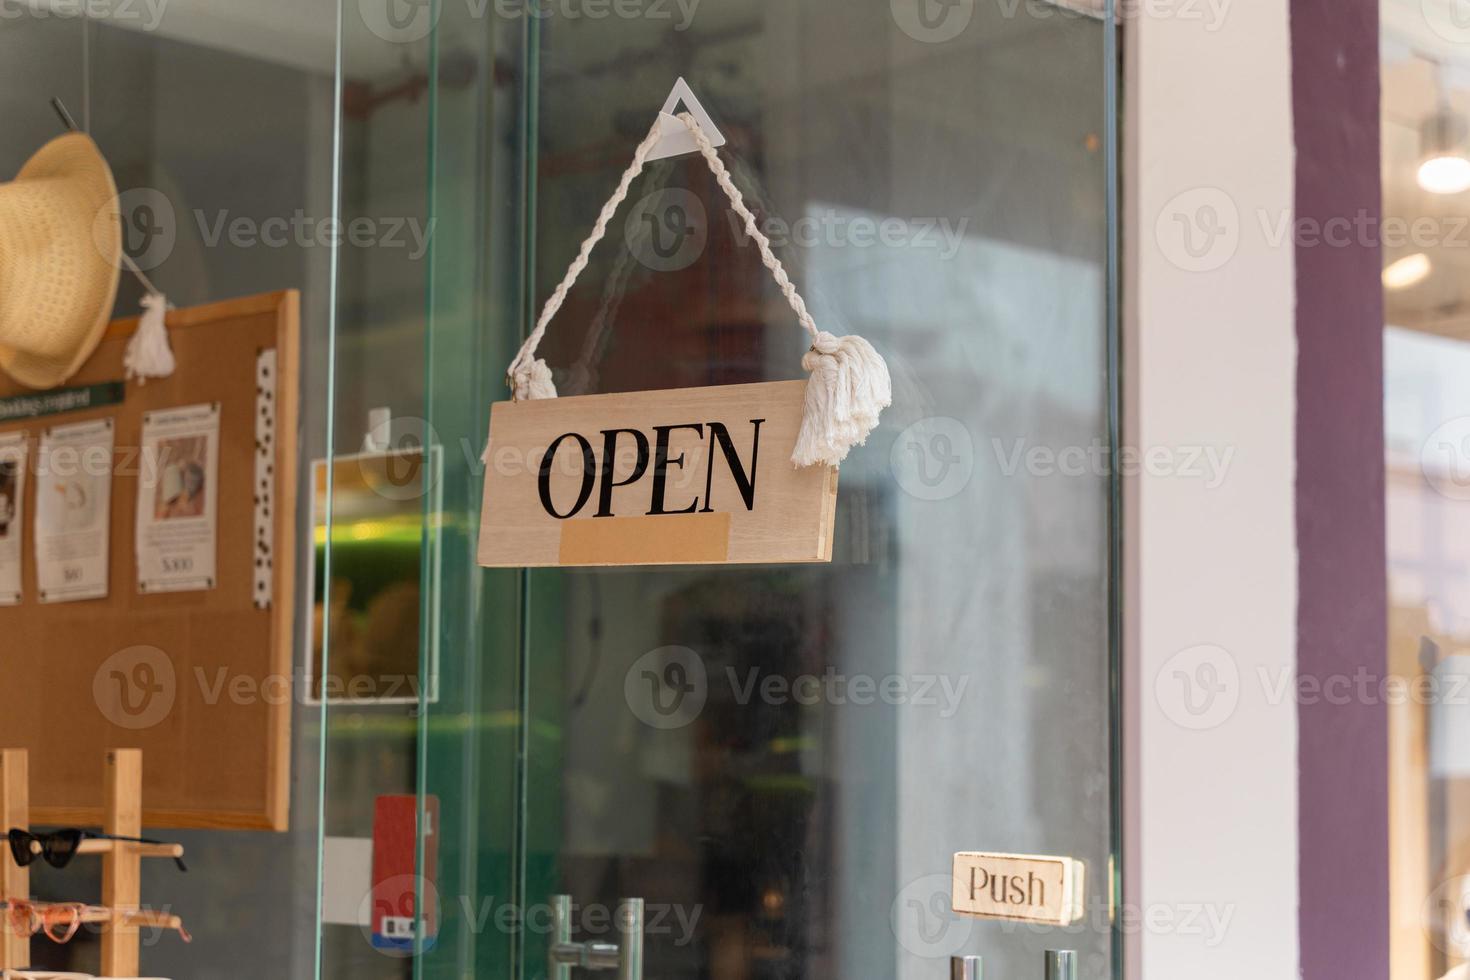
[0,432,27,605]
[35,418,114,603]
[136,403,220,593]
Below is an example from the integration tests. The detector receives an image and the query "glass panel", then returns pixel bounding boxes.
[320,3,438,978]
[1,5,337,978]
[410,3,1118,980]
[1384,8,1470,977]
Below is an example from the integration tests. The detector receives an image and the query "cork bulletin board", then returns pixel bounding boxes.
[0,291,299,831]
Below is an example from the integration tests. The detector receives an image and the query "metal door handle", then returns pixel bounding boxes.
[549,895,644,980]
[1046,950,1077,980]
[950,955,982,979]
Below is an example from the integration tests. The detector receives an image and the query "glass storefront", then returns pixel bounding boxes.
[0,1,1119,977]
[1385,3,1470,976]
[322,2,1121,978]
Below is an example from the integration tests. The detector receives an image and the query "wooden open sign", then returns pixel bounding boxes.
[477,380,838,567]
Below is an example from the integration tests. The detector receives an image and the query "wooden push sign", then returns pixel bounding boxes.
[951,852,1086,926]
[478,381,838,567]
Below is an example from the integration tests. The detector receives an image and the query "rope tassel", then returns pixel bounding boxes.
[496,109,891,469]
[123,292,175,384]
[794,332,893,468]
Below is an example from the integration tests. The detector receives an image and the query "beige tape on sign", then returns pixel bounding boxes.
[479,83,889,569]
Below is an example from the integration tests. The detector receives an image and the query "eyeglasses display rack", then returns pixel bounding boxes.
[0,749,187,976]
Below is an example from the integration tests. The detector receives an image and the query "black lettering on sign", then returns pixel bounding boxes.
[595,429,651,518]
[702,420,763,513]
[538,433,596,519]
[648,423,703,516]
[970,867,1047,909]
[534,419,765,520]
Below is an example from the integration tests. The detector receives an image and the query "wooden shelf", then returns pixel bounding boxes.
[0,749,187,976]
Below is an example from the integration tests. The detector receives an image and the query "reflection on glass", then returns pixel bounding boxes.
[417,1,1115,979]
[1385,14,1470,978]
[310,450,441,706]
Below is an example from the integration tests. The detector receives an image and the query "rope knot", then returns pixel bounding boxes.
[509,358,558,402]
[809,331,844,356]
[792,332,893,468]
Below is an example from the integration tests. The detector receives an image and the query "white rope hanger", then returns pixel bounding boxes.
[503,111,892,468]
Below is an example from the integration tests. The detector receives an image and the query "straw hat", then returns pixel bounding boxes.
[0,134,122,389]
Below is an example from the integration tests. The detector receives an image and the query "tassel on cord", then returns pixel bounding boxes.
[793,331,893,468]
[123,293,175,383]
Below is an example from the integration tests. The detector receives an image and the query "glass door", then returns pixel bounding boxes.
[408,2,1119,978]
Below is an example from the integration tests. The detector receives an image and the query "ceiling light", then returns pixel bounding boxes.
[1420,109,1470,194]
[1383,252,1432,290]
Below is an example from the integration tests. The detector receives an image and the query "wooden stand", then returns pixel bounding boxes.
[1,749,28,969]
[0,749,186,976]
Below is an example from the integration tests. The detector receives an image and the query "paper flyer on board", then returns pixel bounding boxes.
[35,417,114,603]
[136,403,220,593]
[0,432,27,605]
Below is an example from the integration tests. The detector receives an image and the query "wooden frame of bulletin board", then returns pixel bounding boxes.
[0,291,299,831]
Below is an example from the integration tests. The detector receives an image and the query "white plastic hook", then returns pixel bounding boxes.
[646,77,726,162]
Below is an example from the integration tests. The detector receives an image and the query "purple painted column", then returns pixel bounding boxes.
[1291,0,1389,976]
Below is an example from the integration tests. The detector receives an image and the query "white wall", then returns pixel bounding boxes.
[1125,0,1299,976]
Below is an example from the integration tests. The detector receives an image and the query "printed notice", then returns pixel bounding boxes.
[136,403,219,593]
[0,432,27,604]
[35,418,114,603]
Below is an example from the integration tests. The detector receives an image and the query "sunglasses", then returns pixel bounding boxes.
[6,830,187,873]
[2,901,87,944]
[0,900,192,946]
